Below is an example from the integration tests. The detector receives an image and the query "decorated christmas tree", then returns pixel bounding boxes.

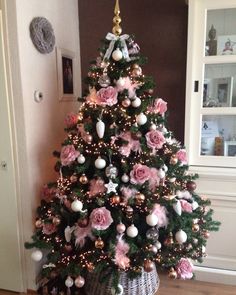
[26,1,220,294]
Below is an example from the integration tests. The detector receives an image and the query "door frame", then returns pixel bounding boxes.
[0,0,28,292]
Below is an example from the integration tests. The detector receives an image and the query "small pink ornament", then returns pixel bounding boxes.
[75,276,85,288]
[116,223,126,234]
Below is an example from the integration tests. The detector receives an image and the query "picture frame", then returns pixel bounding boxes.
[224,141,236,156]
[56,47,77,101]
[217,35,236,55]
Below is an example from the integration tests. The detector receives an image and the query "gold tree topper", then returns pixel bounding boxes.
[112,0,122,36]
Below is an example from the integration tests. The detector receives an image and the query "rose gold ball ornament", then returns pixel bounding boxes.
[125,206,133,218]
[203,231,210,239]
[170,155,178,165]
[79,174,88,184]
[168,267,178,279]
[148,244,158,254]
[110,195,121,205]
[75,276,85,288]
[95,237,104,249]
[116,223,126,234]
[146,89,154,95]
[143,259,155,272]
[132,64,142,77]
[87,262,95,272]
[186,181,197,192]
[35,219,43,228]
[52,216,61,226]
[192,224,200,232]
[164,233,174,246]
[86,134,93,144]
[135,192,145,205]
[122,98,131,108]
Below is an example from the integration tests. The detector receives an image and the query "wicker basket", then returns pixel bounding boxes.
[84,266,159,295]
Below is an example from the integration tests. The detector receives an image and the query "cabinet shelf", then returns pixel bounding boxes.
[201,107,236,115]
[203,56,236,65]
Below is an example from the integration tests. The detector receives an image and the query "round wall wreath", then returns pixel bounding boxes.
[30,17,55,54]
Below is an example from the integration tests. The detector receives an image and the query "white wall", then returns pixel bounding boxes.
[8,0,81,290]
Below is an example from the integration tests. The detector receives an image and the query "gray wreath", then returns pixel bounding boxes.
[30,17,55,54]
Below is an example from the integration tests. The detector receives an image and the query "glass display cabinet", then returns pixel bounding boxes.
[185,0,236,168]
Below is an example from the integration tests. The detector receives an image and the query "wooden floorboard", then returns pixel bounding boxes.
[0,277,236,295]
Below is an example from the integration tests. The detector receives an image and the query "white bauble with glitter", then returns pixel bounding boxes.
[175,229,187,244]
[121,174,129,183]
[132,97,141,108]
[136,113,147,125]
[126,224,138,238]
[31,250,43,262]
[71,200,83,212]
[77,154,85,164]
[95,157,106,169]
[146,214,158,227]
[65,276,74,288]
[112,48,123,61]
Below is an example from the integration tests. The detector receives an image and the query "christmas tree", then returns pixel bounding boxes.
[26,1,220,294]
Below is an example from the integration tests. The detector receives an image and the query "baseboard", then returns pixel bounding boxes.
[26,289,36,294]
[194,266,236,285]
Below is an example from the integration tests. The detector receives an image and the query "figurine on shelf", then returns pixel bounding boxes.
[206,25,217,56]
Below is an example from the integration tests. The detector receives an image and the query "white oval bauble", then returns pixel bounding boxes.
[65,276,74,288]
[111,284,124,295]
[77,154,85,164]
[150,123,157,131]
[71,199,83,212]
[157,169,165,179]
[126,224,138,238]
[121,174,129,183]
[173,200,182,216]
[192,201,199,211]
[116,223,126,234]
[146,214,158,227]
[31,250,43,262]
[155,241,162,250]
[175,229,187,244]
[162,165,168,172]
[96,119,105,139]
[132,97,141,108]
[112,48,123,61]
[95,157,106,169]
[116,77,126,87]
[169,177,176,183]
[136,113,147,125]
[74,276,85,288]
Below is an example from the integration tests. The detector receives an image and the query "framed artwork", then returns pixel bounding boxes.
[217,35,236,55]
[224,141,236,156]
[56,47,77,101]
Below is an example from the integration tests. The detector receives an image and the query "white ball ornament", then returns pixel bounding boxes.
[150,123,157,130]
[169,177,176,183]
[146,214,158,227]
[116,77,126,87]
[192,201,199,211]
[95,156,106,169]
[31,250,43,262]
[112,48,123,61]
[162,165,168,172]
[121,174,129,183]
[71,199,83,212]
[74,276,85,288]
[65,276,74,288]
[77,154,85,164]
[116,223,126,234]
[157,169,165,179]
[131,97,141,108]
[155,241,162,250]
[136,113,147,125]
[111,284,124,295]
[126,224,138,238]
[175,229,188,244]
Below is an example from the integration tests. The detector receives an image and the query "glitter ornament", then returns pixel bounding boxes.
[74,276,85,288]
[95,157,106,169]
[77,154,86,164]
[121,174,129,183]
[175,229,187,244]
[146,214,159,227]
[105,164,118,179]
[31,250,43,262]
[116,223,126,234]
[105,179,118,193]
[136,113,147,125]
[112,48,123,61]
[65,276,74,288]
[126,224,138,238]
[71,199,83,212]
[146,227,159,241]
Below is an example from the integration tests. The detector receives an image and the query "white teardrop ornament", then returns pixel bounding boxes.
[173,200,182,216]
[96,119,105,139]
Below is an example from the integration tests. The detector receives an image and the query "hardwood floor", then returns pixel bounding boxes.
[0,277,236,295]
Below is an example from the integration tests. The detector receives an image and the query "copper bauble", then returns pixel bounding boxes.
[132,67,142,77]
[52,216,61,226]
[35,219,43,228]
[132,64,140,69]
[64,244,73,253]
[95,237,104,249]
[186,181,197,192]
[79,174,88,184]
[143,259,155,272]
[110,195,121,205]
[87,262,95,272]
[122,98,131,108]
[125,206,133,217]
[203,231,210,238]
[170,155,178,165]
[70,175,78,183]
[146,89,154,95]
[78,217,89,228]
[86,134,93,144]
[168,267,177,279]
[164,233,174,246]
[135,192,145,205]
[192,224,200,232]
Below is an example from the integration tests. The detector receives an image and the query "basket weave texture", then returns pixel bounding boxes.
[84,266,159,295]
